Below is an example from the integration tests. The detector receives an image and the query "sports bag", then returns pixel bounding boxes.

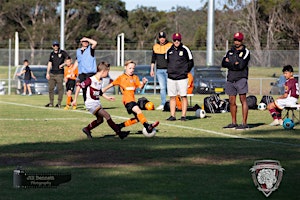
[246,95,257,109]
[260,95,274,105]
[204,94,222,113]
[137,97,149,110]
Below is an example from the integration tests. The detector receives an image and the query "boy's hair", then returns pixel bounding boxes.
[282,65,293,72]
[124,60,136,67]
[97,61,110,72]
[23,59,29,63]
[65,56,72,60]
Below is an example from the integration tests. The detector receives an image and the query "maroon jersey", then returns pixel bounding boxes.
[284,78,299,98]
[79,76,103,101]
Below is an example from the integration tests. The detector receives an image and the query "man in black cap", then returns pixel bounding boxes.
[150,31,172,110]
[45,41,69,108]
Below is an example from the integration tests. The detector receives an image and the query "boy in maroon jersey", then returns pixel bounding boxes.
[72,61,128,139]
[268,65,299,126]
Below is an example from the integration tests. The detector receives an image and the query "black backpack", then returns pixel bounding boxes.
[137,97,149,110]
[163,101,170,112]
[260,95,274,105]
[204,94,222,113]
[246,95,257,109]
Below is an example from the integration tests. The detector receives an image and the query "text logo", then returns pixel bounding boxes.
[250,160,284,197]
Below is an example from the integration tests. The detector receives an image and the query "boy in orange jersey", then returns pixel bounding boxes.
[59,56,78,110]
[102,60,159,135]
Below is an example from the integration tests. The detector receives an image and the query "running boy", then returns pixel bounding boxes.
[71,62,127,139]
[102,60,159,134]
[17,59,36,96]
[268,65,299,126]
[60,56,78,110]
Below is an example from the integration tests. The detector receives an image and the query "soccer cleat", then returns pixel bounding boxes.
[146,121,159,133]
[278,119,283,126]
[156,105,164,110]
[117,131,130,140]
[28,93,32,96]
[72,105,77,110]
[235,124,250,130]
[223,123,238,129]
[55,104,61,108]
[21,93,26,96]
[64,105,70,110]
[82,127,93,139]
[45,103,53,107]
[166,116,176,121]
[269,119,280,126]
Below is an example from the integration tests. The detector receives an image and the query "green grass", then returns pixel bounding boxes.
[0,94,299,199]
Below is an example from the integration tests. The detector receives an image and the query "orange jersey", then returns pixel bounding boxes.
[112,73,141,105]
[187,72,194,94]
[64,64,78,80]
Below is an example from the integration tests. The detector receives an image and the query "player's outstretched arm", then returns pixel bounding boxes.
[102,83,113,93]
[102,93,115,101]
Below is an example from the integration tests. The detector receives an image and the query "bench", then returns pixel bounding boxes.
[283,105,300,124]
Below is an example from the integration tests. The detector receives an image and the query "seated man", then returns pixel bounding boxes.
[267,65,299,126]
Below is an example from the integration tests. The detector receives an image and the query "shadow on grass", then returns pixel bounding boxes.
[0,137,299,200]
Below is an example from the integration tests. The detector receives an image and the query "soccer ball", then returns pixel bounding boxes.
[282,118,294,130]
[257,103,267,110]
[142,127,156,138]
[195,109,206,119]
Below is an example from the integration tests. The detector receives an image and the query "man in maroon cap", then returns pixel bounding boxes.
[222,32,251,130]
[165,33,194,121]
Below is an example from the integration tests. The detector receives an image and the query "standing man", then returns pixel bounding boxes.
[45,41,69,108]
[73,37,97,102]
[222,32,250,130]
[150,31,172,110]
[165,33,194,121]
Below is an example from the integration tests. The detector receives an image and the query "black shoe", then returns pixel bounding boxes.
[118,131,130,140]
[45,103,53,107]
[223,123,238,129]
[55,104,61,108]
[82,127,93,139]
[166,116,176,121]
[180,116,187,121]
[146,121,159,133]
[235,124,250,130]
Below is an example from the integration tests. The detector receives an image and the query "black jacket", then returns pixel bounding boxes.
[166,43,194,80]
[222,45,250,82]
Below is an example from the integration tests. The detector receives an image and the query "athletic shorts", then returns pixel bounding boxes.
[275,97,298,110]
[66,79,76,92]
[225,78,248,96]
[85,100,101,115]
[167,78,188,97]
[125,101,138,114]
[24,80,31,84]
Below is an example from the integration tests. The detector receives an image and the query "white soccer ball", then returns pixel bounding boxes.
[195,109,206,119]
[258,102,267,111]
[142,127,157,138]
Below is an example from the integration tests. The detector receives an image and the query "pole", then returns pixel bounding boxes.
[206,0,215,66]
[8,39,11,95]
[14,32,19,66]
[117,33,124,67]
[60,0,65,50]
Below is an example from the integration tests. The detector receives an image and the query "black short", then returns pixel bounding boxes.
[79,73,95,82]
[66,79,76,92]
[125,101,138,114]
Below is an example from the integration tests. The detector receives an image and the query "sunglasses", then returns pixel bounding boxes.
[52,44,59,47]
[173,39,181,42]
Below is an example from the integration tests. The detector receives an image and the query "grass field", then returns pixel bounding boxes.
[0,94,299,200]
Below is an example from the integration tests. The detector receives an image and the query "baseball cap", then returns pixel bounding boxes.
[158,31,166,38]
[233,32,244,41]
[52,40,59,46]
[172,33,182,41]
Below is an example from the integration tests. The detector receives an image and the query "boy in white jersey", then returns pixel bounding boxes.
[72,62,128,139]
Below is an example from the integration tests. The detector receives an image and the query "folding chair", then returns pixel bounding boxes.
[283,105,300,125]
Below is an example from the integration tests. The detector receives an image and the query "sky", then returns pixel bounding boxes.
[122,0,207,11]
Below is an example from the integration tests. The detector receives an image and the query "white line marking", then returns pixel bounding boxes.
[1,101,299,147]
[0,118,78,121]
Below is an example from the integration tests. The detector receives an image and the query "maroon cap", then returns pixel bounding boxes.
[233,32,244,41]
[172,33,182,41]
